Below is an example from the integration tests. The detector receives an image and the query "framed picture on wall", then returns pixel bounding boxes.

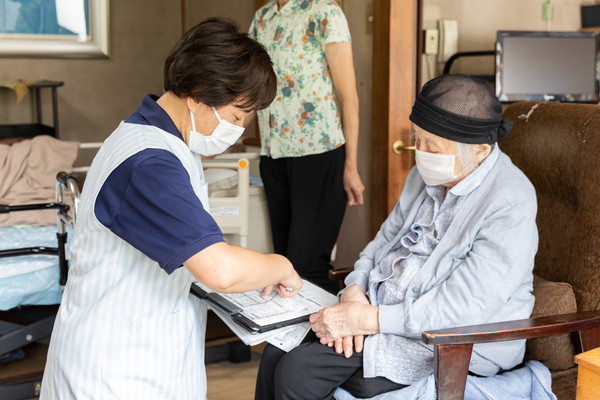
[0,0,110,58]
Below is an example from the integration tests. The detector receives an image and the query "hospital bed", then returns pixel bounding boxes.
[205,151,273,253]
[0,171,79,399]
[203,152,274,364]
[205,154,252,248]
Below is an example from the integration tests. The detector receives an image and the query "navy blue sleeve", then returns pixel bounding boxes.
[94,148,224,274]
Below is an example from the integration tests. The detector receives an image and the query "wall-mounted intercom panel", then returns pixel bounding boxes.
[437,19,458,63]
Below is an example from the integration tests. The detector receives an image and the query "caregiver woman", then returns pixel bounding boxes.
[40,17,302,400]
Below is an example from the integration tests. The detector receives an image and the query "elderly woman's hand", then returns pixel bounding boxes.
[310,302,379,346]
[328,335,365,358]
[311,284,373,357]
[340,284,369,305]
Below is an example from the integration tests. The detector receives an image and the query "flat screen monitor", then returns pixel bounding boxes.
[496,30,600,103]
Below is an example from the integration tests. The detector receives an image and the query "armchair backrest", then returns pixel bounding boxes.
[501,102,600,313]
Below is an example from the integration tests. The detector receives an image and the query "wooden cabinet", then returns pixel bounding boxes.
[575,347,600,399]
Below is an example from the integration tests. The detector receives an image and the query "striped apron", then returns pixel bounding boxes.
[41,122,211,399]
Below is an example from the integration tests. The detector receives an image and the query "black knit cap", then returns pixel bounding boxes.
[409,74,513,144]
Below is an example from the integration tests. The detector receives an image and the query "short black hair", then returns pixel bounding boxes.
[164,17,276,111]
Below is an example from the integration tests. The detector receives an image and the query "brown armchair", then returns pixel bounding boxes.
[332,101,600,400]
[423,101,600,400]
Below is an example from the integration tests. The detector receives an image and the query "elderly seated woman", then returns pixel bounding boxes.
[254,74,539,400]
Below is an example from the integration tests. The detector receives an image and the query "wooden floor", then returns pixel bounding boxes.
[1,343,263,400]
[1,319,264,400]
[205,314,264,400]
[206,347,263,400]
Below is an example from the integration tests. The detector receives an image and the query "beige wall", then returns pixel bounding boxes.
[0,1,182,143]
[185,0,255,31]
[0,0,375,267]
[335,0,374,268]
[422,0,588,82]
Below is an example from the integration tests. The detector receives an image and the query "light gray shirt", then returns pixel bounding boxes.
[344,146,538,384]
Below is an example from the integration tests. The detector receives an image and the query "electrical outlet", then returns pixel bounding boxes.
[424,29,439,55]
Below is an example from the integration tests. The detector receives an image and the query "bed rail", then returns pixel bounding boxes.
[56,171,80,227]
[204,157,250,247]
[0,203,68,214]
[55,172,79,285]
[0,171,80,286]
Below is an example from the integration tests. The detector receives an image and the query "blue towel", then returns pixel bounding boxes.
[249,175,263,187]
[334,360,557,400]
[0,225,72,310]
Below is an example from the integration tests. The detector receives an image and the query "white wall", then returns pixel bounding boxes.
[422,0,588,82]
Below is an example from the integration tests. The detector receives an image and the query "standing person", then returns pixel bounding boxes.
[40,18,302,400]
[250,0,364,294]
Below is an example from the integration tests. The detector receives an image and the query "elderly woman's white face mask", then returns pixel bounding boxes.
[413,126,476,187]
[415,150,463,186]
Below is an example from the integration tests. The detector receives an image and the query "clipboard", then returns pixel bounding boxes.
[190,279,337,334]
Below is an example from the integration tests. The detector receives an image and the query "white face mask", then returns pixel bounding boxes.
[188,107,245,156]
[415,149,461,186]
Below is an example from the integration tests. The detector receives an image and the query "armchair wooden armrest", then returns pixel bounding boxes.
[328,266,354,281]
[421,310,600,400]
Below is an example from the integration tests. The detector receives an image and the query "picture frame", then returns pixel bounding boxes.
[0,0,110,58]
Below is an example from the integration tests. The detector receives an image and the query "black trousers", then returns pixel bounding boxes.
[254,331,406,400]
[259,146,347,293]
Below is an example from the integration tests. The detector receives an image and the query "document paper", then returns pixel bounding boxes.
[193,279,338,350]
[193,279,337,328]
[209,305,312,350]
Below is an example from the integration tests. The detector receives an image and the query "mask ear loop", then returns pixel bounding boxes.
[212,107,223,122]
[189,110,197,132]
[190,107,223,134]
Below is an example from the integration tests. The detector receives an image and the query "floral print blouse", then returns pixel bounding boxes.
[250,0,351,159]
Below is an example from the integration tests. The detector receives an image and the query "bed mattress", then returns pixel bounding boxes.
[0,225,72,311]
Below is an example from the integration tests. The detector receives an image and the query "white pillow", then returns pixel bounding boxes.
[204,168,238,194]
